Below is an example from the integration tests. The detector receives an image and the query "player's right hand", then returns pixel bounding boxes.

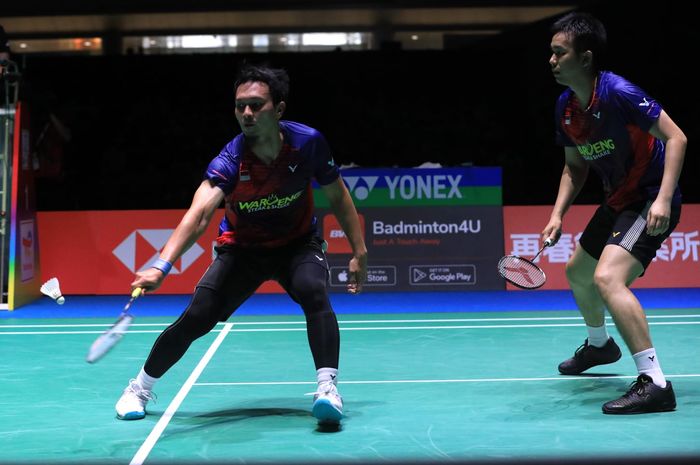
[541,218,563,246]
[131,268,166,293]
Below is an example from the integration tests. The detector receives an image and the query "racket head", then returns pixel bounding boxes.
[497,255,547,290]
[86,314,134,364]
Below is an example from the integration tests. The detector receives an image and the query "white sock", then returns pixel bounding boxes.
[633,348,667,388]
[317,367,338,385]
[136,367,159,392]
[586,324,610,348]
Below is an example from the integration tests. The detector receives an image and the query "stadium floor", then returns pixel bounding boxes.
[1,289,699,465]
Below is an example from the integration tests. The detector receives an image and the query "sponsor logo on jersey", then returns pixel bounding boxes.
[237,190,304,213]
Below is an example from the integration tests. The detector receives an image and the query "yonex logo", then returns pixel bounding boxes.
[612,232,621,237]
[113,229,205,274]
[343,176,379,200]
[639,98,651,107]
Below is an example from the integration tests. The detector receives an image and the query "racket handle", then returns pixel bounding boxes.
[544,238,554,247]
[131,288,143,298]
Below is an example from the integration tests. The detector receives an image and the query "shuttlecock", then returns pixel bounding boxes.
[40,277,65,305]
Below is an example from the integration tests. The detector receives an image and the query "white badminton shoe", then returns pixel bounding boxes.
[310,381,343,424]
[115,379,156,420]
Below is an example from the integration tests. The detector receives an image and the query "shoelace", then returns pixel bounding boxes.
[573,340,589,358]
[623,376,651,398]
[305,381,340,398]
[128,379,158,403]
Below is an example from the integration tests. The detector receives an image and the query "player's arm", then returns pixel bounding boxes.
[321,177,368,294]
[132,179,224,292]
[646,110,687,236]
[543,147,589,244]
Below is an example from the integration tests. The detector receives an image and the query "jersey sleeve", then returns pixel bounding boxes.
[612,79,662,132]
[310,131,340,186]
[204,138,241,195]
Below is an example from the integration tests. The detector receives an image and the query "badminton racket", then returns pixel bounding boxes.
[497,239,553,290]
[86,288,142,363]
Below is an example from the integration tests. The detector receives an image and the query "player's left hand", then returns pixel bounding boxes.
[347,252,368,294]
[646,199,671,236]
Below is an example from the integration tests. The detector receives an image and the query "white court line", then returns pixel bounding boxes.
[194,373,700,387]
[3,313,699,329]
[3,320,700,335]
[129,322,233,465]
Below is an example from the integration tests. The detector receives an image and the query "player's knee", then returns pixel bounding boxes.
[565,260,590,288]
[295,282,330,316]
[178,295,221,338]
[592,267,618,296]
[299,288,329,311]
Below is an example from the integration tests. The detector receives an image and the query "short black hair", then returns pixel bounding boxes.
[233,63,290,106]
[551,12,607,71]
[0,25,10,53]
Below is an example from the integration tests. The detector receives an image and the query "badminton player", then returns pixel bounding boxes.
[541,12,687,414]
[115,63,367,425]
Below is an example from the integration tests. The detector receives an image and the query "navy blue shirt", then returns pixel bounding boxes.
[206,121,339,247]
[555,71,681,210]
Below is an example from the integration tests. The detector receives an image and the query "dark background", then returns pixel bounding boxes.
[14,0,696,211]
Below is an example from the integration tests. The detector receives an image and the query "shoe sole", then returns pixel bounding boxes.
[312,399,342,424]
[117,411,146,420]
[602,402,676,415]
[558,353,622,375]
[558,358,620,375]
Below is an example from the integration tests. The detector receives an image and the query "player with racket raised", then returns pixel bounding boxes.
[541,12,687,414]
[115,63,367,425]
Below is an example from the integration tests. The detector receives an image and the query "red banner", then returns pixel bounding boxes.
[503,205,700,290]
[38,205,700,295]
[37,210,283,294]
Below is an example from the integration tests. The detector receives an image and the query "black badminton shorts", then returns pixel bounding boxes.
[579,201,681,271]
[196,234,330,320]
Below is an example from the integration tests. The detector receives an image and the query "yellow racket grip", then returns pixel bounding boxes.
[131,288,143,298]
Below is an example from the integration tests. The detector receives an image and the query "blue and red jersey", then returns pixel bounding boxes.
[554,71,681,211]
[205,121,339,247]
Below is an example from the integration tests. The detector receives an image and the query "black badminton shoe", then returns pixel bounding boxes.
[602,374,676,414]
[558,337,622,375]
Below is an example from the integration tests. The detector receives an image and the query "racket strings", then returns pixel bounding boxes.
[86,314,134,363]
[498,255,546,289]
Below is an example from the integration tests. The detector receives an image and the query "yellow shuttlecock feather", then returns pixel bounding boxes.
[40,277,65,304]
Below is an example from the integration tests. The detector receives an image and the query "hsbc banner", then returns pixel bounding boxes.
[503,205,700,290]
[317,167,505,291]
[37,210,285,295]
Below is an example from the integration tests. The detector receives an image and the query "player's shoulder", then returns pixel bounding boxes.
[599,71,643,97]
[221,133,245,156]
[210,134,244,169]
[599,70,658,110]
[280,120,324,142]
